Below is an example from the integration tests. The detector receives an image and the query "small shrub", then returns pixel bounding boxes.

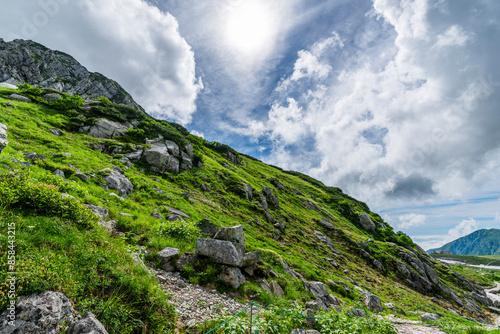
[18,83,42,96]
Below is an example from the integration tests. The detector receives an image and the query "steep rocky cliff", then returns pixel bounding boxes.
[0,38,142,111]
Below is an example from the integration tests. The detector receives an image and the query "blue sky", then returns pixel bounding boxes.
[1,0,499,249]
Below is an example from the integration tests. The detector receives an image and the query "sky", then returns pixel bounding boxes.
[0,0,499,250]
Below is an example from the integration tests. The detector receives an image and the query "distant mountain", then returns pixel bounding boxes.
[428,229,500,255]
[0,38,143,111]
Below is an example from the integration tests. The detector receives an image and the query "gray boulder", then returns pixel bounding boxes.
[358,213,376,231]
[304,281,329,298]
[270,179,286,191]
[364,294,383,313]
[290,330,320,334]
[43,93,62,102]
[318,219,335,230]
[0,291,74,333]
[104,167,133,197]
[196,239,243,267]
[0,122,7,155]
[67,312,108,334]
[180,152,193,171]
[241,251,263,267]
[184,144,194,159]
[24,152,47,160]
[85,118,131,139]
[243,183,253,201]
[314,230,339,254]
[157,247,179,271]
[49,128,62,136]
[269,281,285,298]
[165,140,180,156]
[220,266,245,289]
[262,187,280,210]
[125,149,144,162]
[470,291,493,306]
[86,204,108,220]
[213,224,246,255]
[53,169,65,178]
[421,313,440,322]
[8,93,31,102]
[142,143,180,174]
[200,183,211,192]
[0,82,17,89]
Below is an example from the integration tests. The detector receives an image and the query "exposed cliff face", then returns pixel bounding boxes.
[0,38,143,111]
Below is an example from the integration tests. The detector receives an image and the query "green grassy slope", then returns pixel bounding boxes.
[0,86,498,333]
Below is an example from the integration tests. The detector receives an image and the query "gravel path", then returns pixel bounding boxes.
[155,270,246,329]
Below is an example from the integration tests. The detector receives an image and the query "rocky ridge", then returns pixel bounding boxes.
[0,38,142,110]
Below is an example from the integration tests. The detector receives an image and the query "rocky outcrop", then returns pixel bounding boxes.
[157,247,179,271]
[0,291,74,333]
[66,312,108,334]
[86,204,109,220]
[364,293,383,313]
[220,266,245,289]
[0,38,142,110]
[314,230,339,254]
[103,167,133,197]
[7,93,31,102]
[303,280,340,310]
[317,219,335,230]
[261,187,280,210]
[196,239,244,267]
[0,122,7,155]
[142,138,194,174]
[358,213,376,231]
[213,225,246,255]
[80,118,131,139]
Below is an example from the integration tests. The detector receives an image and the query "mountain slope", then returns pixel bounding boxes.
[0,40,498,333]
[0,38,143,111]
[428,229,500,255]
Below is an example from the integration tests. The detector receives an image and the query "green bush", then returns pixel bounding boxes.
[18,83,42,96]
[50,94,84,111]
[0,170,97,227]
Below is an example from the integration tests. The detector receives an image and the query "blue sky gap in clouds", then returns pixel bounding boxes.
[0,0,499,249]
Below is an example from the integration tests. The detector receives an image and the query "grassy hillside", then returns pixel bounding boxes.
[0,86,498,333]
[428,229,500,255]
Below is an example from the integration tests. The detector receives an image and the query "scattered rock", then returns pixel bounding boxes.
[385,302,395,309]
[291,329,320,334]
[213,225,246,255]
[8,93,31,102]
[421,313,440,322]
[220,266,245,289]
[75,173,88,181]
[24,152,47,160]
[241,251,263,267]
[169,207,190,218]
[67,312,108,334]
[349,307,367,317]
[152,212,163,219]
[43,93,62,102]
[0,82,17,89]
[304,281,329,298]
[104,167,133,197]
[243,183,253,201]
[0,123,8,155]
[314,230,339,254]
[86,204,108,220]
[302,200,320,211]
[274,220,286,230]
[317,219,335,230]
[83,118,131,139]
[48,128,62,136]
[201,183,211,192]
[196,239,244,267]
[269,281,285,297]
[157,247,179,271]
[364,293,383,313]
[52,169,65,178]
[358,213,376,231]
[270,179,286,191]
[0,291,74,333]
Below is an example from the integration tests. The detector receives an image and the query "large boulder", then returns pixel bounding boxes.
[157,247,179,271]
[213,225,246,255]
[421,313,440,322]
[269,281,285,297]
[104,167,133,197]
[8,93,31,102]
[0,122,7,155]
[317,219,335,230]
[197,219,221,237]
[196,239,244,267]
[220,266,245,289]
[358,213,376,231]
[66,312,108,334]
[0,291,74,333]
[142,143,180,174]
[304,281,329,298]
[241,251,263,267]
[364,294,383,313]
[84,118,131,139]
[86,204,109,220]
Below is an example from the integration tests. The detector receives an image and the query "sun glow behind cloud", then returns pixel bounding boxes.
[225,0,275,57]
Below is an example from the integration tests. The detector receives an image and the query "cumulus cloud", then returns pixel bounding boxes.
[190,130,204,138]
[254,0,500,213]
[398,213,426,230]
[0,0,202,124]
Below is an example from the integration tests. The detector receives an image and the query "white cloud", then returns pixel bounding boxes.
[255,0,500,213]
[0,0,202,124]
[398,213,426,229]
[190,130,204,138]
